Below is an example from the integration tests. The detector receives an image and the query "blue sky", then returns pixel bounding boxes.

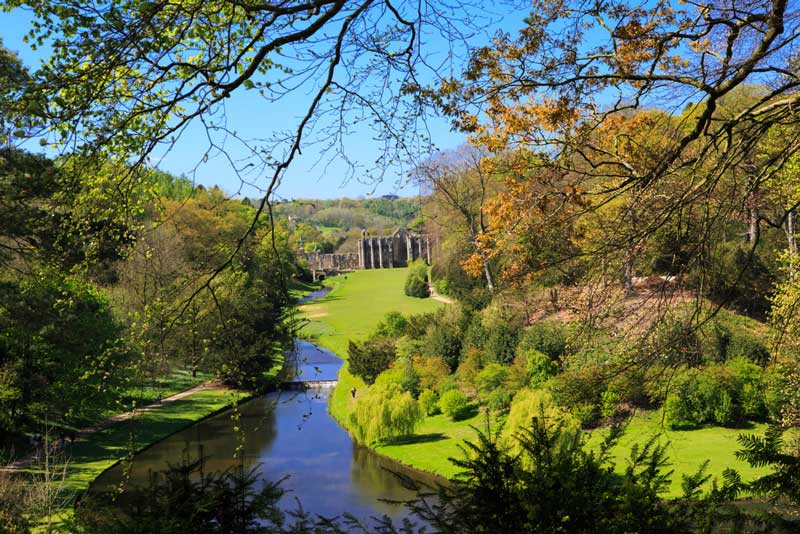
[0,6,496,200]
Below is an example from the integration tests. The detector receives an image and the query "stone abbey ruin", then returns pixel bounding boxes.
[301,228,430,277]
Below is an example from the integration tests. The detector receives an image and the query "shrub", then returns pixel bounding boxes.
[374,357,420,396]
[703,321,771,365]
[374,311,408,337]
[486,389,513,411]
[439,389,471,421]
[650,318,702,367]
[475,363,509,397]
[425,322,462,371]
[405,259,430,298]
[347,336,396,384]
[600,390,621,419]
[728,356,766,419]
[728,333,771,366]
[419,388,440,416]
[518,321,569,360]
[519,348,559,387]
[485,323,520,364]
[412,355,451,392]
[665,365,744,428]
[349,382,422,444]
[504,389,577,444]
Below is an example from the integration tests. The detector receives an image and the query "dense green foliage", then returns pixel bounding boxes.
[0,272,128,435]
[349,382,423,444]
[347,337,397,385]
[438,389,471,421]
[665,358,767,428]
[0,154,297,454]
[404,259,430,298]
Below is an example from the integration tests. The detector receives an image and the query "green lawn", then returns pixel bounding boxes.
[587,410,769,497]
[299,269,443,356]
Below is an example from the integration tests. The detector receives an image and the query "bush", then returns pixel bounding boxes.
[519,348,559,387]
[439,389,471,421]
[518,321,569,360]
[374,311,409,337]
[600,390,621,419]
[664,362,762,428]
[728,332,771,366]
[405,259,430,298]
[703,321,771,365]
[486,389,513,411]
[728,356,766,419]
[419,388,440,415]
[374,357,420,396]
[425,322,462,371]
[485,323,520,364]
[475,363,509,396]
[650,318,702,367]
[412,355,451,392]
[504,389,577,444]
[349,382,422,444]
[347,336,396,384]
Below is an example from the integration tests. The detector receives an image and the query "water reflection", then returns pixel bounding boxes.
[92,340,441,523]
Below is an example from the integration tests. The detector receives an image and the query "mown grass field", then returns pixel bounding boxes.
[297,268,771,497]
[587,410,769,496]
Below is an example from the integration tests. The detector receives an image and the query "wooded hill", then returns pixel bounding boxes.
[267,196,423,254]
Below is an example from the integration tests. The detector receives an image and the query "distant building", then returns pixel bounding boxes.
[357,228,430,269]
[299,228,431,279]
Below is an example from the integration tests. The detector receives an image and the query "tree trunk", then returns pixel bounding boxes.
[624,247,635,294]
[746,206,759,243]
[786,208,797,277]
[481,251,495,292]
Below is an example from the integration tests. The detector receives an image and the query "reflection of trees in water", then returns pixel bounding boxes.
[93,396,279,490]
[349,443,441,515]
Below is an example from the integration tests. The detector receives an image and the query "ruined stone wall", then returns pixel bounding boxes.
[357,229,430,269]
[303,252,360,272]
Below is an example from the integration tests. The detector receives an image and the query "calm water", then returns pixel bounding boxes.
[91,340,440,523]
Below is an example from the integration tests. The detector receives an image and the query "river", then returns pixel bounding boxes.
[90,339,441,525]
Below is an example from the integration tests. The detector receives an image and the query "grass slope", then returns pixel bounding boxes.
[588,411,769,497]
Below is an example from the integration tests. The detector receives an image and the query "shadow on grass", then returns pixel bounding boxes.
[452,405,480,422]
[666,419,760,432]
[383,433,446,446]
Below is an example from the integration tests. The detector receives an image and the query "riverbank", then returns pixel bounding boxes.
[298,268,771,496]
[14,347,288,530]
[298,269,484,478]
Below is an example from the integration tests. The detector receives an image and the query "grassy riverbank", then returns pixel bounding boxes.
[298,268,770,497]
[297,269,477,476]
[57,388,244,494]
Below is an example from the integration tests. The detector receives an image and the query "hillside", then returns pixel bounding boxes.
[270,196,423,254]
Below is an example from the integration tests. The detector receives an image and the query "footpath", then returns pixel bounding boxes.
[2,382,228,473]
